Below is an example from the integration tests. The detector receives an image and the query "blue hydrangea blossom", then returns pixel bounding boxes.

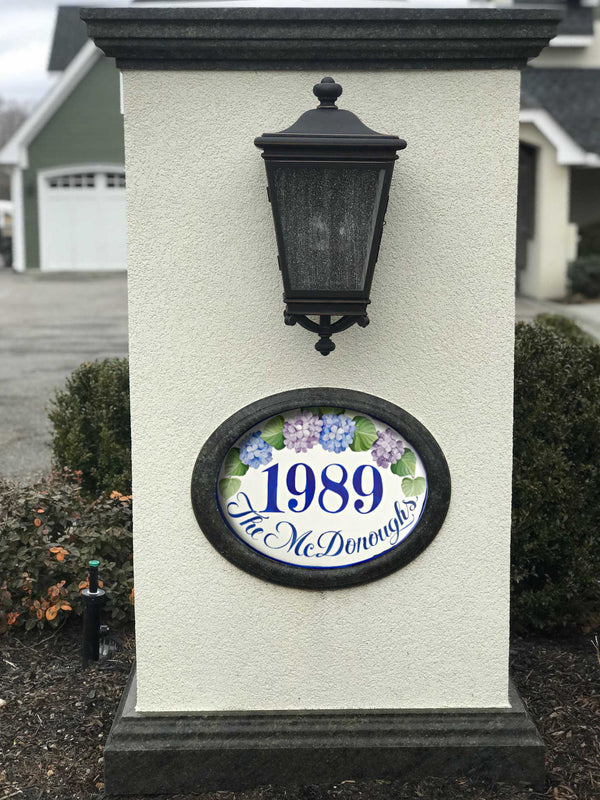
[239,431,273,468]
[319,414,356,454]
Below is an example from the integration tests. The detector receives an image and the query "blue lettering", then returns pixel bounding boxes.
[230,494,423,564]
[388,517,400,545]
[227,491,255,518]
[302,541,315,557]
[293,529,314,556]
[264,521,297,551]
[316,531,344,558]
[227,492,267,538]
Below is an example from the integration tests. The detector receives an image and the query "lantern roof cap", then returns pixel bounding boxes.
[254,77,407,152]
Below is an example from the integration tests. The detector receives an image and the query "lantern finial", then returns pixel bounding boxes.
[313,77,342,109]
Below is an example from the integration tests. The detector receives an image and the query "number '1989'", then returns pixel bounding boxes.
[261,463,383,515]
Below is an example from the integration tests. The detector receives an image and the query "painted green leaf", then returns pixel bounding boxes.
[261,415,285,449]
[300,407,321,417]
[391,448,417,478]
[319,407,345,416]
[223,448,248,477]
[401,476,426,497]
[349,416,378,452]
[219,478,241,500]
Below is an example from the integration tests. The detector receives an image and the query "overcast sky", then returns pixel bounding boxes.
[0,0,125,107]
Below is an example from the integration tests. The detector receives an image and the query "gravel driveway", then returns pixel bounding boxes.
[0,270,127,481]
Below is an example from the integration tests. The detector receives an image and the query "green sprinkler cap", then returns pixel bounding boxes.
[89,560,100,568]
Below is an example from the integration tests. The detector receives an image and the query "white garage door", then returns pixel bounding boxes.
[38,168,126,272]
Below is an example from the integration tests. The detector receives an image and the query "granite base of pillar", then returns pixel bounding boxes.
[104,667,545,796]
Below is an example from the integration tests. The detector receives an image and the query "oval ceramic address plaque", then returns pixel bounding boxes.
[191,390,450,589]
[218,410,427,568]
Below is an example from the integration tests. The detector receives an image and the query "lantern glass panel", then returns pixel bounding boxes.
[269,163,386,294]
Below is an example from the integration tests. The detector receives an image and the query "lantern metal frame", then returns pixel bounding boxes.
[255,77,406,355]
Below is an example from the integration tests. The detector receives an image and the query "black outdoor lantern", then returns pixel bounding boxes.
[255,77,406,355]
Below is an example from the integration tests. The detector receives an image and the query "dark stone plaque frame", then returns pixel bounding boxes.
[191,388,450,590]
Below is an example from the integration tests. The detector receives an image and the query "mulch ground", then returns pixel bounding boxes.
[1,624,599,800]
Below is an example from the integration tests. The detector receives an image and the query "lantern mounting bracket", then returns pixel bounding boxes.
[284,312,369,356]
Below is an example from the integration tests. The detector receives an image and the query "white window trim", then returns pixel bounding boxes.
[39,164,125,182]
[520,108,600,167]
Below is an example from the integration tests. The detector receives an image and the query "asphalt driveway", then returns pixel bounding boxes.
[0,270,127,481]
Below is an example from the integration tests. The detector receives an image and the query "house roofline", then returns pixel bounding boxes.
[519,107,600,167]
[0,41,101,169]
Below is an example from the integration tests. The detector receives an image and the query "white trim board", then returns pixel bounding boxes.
[550,35,595,48]
[38,163,125,180]
[0,41,101,169]
[520,108,600,167]
[9,168,26,273]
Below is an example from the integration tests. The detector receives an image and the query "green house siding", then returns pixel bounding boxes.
[24,56,124,269]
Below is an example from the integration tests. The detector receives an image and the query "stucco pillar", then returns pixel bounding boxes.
[84,6,559,795]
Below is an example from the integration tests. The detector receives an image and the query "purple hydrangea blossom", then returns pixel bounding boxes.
[239,431,273,469]
[371,427,405,469]
[283,412,323,454]
[319,414,356,454]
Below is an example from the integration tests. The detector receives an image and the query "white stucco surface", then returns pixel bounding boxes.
[122,69,520,713]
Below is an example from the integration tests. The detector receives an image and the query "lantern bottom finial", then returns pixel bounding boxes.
[315,333,336,356]
[284,311,369,355]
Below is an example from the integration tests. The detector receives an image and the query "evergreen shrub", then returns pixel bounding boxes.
[49,358,131,496]
[578,220,600,258]
[568,255,600,299]
[512,320,600,631]
[535,313,594,344]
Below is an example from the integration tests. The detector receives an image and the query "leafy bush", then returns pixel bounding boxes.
[535,313,594,345]
[578,220,600,258]
[568,255,600,299]
[0,469,133,633]
[49,358,131,496]
[512,320,600,631]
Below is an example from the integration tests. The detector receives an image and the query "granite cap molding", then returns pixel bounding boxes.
[81,7,562,71]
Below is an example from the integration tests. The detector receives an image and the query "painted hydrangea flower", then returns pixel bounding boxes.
[371,427,405,469]
[239,431,273,469]
[319,414,356,454]
[283,412,323,454]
